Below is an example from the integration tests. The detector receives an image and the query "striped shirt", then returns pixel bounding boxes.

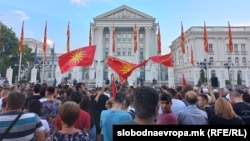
[0,111,44,141]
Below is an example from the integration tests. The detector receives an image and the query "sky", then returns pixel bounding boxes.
[1,0,250,54]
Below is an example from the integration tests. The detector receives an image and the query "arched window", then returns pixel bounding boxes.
[237,70,242,79]
[211,70,216,78]
[235,57,239,64]
[242,57,246,63]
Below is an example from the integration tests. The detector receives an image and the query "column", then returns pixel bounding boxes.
[96,62,103,87]
[30,67,37,83]
[6,66,13,85]
[109,26,114,56]
[168,67,174,87]
[220,68,226,88]
[55,66,62,85]
[89,27,104,80]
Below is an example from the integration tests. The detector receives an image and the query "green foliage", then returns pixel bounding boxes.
[200,69,207,83]
[0,22,34,83]
[237,73,242,85]
[225,80,231,85]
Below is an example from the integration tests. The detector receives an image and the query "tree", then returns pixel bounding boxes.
[0,22,34,83]
[200,69,206,84]
[0,23,19,81]
[237,72,242,85]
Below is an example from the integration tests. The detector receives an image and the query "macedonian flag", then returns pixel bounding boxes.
[59,45,96,74]
[150,52,173,67]
[106,56,148,81]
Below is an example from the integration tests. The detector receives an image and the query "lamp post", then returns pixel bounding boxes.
[197,59,211,86]
[224,61,234,87]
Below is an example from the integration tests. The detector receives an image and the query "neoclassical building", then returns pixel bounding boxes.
[88,5,165,87]
[23,5,167,87]
[170,26,250,87]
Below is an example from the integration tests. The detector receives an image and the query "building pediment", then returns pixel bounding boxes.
[95,5,154,20]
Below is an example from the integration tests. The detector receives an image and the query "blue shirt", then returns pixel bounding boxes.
[177,105,208,125]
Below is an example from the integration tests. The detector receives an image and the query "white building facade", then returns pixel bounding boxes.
[88,5,163,87]
[170,26,250,87]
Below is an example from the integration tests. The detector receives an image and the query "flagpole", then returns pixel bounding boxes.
[206,53,209,86]
[17,52,22,82]
[231,53,234,89]
[158,64,161,87]
[42,53,45,82]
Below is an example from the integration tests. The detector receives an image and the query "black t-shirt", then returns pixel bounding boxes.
[204,106,215,120]
[232,102,250,124]
[23,95,42,110]
[209,115,245,125]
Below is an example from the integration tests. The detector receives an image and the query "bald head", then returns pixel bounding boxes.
[185,90,198,105]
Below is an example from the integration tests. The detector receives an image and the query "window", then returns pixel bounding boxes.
[242,57,246,63]
[105,52,108,58]
[117,52,120,56]
[237,70,242,80]
[139,34,144,39]
[211,70,216,77]
[234,44,238,52]
[208,44,213,52]
[228,57,231,63]
[128,52,131,56]
[235,57,239,64]
[105,34,109,39]
[241,44,246,51]
[123,52,126,56]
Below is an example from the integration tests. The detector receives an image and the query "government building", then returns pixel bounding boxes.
[170,26,250,87]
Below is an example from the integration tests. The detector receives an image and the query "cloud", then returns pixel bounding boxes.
[13,10,30,20]
[70,0,92,5]
[40,38,54,47]
[232,22,250,26]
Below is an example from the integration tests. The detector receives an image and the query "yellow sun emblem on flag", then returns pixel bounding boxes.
[70,49,85,65]
[120,64,133,74]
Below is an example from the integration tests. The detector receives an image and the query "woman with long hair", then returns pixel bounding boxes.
[209,97,244,125]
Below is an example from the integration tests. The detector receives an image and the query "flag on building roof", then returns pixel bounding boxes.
[19,21,24,53]
[43,21,47,62]
[157,23,161,55]
[133,23,137,53]
[203,21,209,53]
[67,21,70,52]
[228,21,233,53]
[181,22,185,54]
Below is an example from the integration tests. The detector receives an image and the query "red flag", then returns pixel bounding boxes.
[191,46,194,66]
[157,23,161,55]
[106,56,148,80]
[133,23,137,53]
[181,22,185,54]
[150,52,173,67]
[89,22,92,46]
[67,21,70,52]
[203,21,209,53]
[59,45,96,74]
[228,22,233,53]
[43,21,47,62]
[112,23,115,53]
[19,21,24,53]
[111,73,117,98]
[182,73,187,86]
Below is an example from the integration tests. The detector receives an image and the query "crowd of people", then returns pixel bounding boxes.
[0,80,250,141]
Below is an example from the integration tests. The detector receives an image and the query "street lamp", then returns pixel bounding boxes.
[197,59,212,86]
[224,62,234,87]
